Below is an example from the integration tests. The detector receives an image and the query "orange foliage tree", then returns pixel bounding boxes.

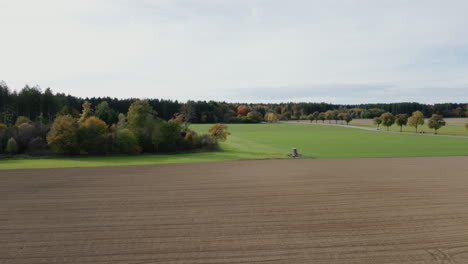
[237,105,249,116]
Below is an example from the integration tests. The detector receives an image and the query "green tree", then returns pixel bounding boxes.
[117,113,127,129]
[127,100,157,150]
[408,111,425,133]
[95,101,117,125]
[373,117,382,129]
[78,101,93,123]
[77,116,108,154]
[47,115,79,154]
[209,123,230,142]
[5,137,18,154]
[380,112,395,131]
[395,114,408,132]
[17,123,37,151]
[160,120,182,145]
[114,128,138,154]
[246,111,263,123]
[427,114,446,134]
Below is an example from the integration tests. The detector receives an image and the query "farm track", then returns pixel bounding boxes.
[1,157,468,263]
[286,121,468,138]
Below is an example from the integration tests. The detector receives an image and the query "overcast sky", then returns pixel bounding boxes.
[1,0,468,104]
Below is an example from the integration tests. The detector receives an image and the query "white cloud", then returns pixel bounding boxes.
[1,0,468,103]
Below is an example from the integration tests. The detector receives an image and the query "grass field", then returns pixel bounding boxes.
[1,122,468,170]
[351,117,468,136]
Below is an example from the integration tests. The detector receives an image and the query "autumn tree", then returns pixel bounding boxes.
[427,114,446,134]
[318,112,326,123]
[380,112,395,131]
[237,105,249,116]
[47,114,79,154]
[452,107,463,117]
[408,111,425,133]
[77,116,108,154]
[15,116,32,127]
[395,114,408,132]
[264,112,278,122]
[343,113,353,125]
[325,110,337,124]
[78,101,93,123]
[209,123,230,142]
[373,117,382,129]
[312,111,319,123]
[180,101,195,123]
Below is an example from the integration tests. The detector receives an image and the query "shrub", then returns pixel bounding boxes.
[115,129,138,154]
[0,123,6,135]
[196,134,219,150]
[5,137,18,154]
[17,123,37,151]
[27,137,48,155]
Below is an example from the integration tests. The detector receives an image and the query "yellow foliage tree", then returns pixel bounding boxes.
[264,112,278,122]
[47,115,79,154]
[408,111,425,133]
[209,123,230,142]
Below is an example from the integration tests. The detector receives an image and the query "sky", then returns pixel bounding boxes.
[1,0,468,104]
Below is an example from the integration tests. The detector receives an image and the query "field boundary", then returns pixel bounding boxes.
[287,121,468,139]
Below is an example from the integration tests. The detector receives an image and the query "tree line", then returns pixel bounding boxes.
[1,82,468,126]
[372,111,448,134]
[0,99,230,156]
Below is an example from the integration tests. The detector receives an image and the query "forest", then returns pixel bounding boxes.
[1,82,467,126]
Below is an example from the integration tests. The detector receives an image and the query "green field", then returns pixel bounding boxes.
[1,123,468,170]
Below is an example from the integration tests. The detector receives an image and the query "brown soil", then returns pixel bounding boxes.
[2,157,468,263]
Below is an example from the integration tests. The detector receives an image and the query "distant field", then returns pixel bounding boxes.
[351,117,468,136]
[1,123,467,170]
